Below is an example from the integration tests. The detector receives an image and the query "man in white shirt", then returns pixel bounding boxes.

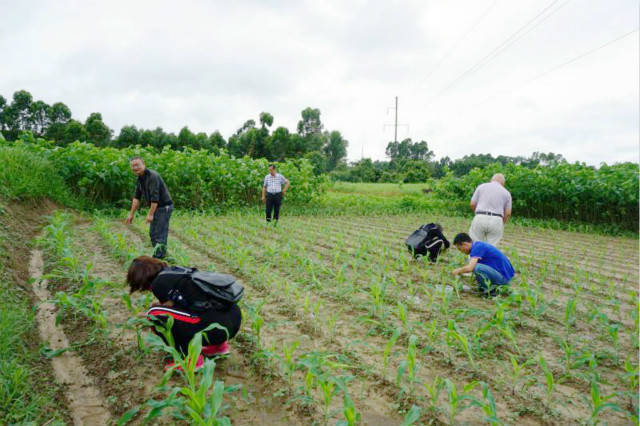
[468,173,512,246]
[261,164,290,224]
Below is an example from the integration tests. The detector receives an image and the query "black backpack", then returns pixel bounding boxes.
[405,223,448,261]
[155,266,244,312]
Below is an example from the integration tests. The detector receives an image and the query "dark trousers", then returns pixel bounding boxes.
[266,192,283,222]
[150,205,172,259]
[147,304,242,355]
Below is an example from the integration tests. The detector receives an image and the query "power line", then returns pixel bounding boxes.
[475,27,639,106]
[426,0,571,105]
[418,0,498,88]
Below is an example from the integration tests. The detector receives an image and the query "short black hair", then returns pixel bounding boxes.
[268,164,276,169]
[130,156,144,163]
[453,232,472,245]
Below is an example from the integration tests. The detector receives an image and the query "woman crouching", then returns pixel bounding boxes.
[127,256,242,369]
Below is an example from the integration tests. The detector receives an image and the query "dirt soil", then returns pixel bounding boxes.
[0,200,72,424]
[29,248,111,425]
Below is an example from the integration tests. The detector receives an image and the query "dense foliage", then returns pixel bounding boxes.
[4,137,326,209]
[432,162,639,231]
[331,137,567,183]
[0,144,72,204]
[0,90,348,173]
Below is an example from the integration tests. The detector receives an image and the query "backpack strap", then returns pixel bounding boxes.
[146,306,202,324]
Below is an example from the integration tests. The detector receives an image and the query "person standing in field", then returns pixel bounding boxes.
[468,173,512,246]
[261,164,290,224]
[125,157,173,259]
[451,232,515,297]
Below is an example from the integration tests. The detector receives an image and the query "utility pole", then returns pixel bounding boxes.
[384,96,409,144]
[394,96,398,143]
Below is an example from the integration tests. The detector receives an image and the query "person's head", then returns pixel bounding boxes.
[130,157,146,176]
[126,255,167,293]
[268,164,276,176]
[453,232,473,254]
[490,173,506,186]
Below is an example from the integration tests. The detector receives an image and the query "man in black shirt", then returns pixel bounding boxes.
[125,157,173,259]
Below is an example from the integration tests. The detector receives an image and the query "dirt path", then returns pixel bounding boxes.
[29,249,111,426]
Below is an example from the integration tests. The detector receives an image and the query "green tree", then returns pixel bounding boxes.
[29,100,50,136]
[62,119,88,145]
[259,112,274,128]
[85,112,112,146]
[350,158,379,182]
[304,150,327,175]
[268,126,291,161]
[227,119,256,157]
[116,125,141,147]
[297,107,324,152]
[323,130,348,171]
[178,126,196,148]
[207,131,226,153]
[0,95,6,133]
[139,129,155,147]
[44,102,72,143]
[386,138,433,161]
[4,90,33,140]
[193,132,208,150]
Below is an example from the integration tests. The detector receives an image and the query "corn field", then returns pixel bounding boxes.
[31,208,639,425]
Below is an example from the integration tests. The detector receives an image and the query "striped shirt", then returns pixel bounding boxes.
[263,173,287,193]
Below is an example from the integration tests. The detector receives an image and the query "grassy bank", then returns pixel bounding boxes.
[0,202,70,424]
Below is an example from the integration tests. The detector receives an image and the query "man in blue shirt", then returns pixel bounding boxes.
[451,232,514,296]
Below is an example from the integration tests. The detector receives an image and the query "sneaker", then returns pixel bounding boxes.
[202,341,230,357]
[164,354,205,372]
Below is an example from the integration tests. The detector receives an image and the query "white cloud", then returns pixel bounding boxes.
[0,0,637,165]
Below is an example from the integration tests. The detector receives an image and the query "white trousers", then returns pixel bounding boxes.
[469,215,504,246]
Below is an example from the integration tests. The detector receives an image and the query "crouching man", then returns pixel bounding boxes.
[451,232,514,297]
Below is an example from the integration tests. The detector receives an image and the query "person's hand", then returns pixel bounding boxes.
[261,196,266,203]
[282,191,286,197]
[146,212,154,223]
[125,214,134,225]
[452,268,461,277]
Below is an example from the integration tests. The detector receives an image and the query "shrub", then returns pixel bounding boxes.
[432,162,639,231]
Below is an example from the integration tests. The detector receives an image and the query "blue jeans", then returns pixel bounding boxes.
[473,263,510,294]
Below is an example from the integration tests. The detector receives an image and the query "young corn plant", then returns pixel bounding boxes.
[443,378,478,425]
[383,329,401,375]
[318,376,338,424]
[137,321,237,425]
[338,393,361,426]
[470,382,502,426]
[537,355,555,404]
[446,320,474,368]
[401,405,421,426]
[281,340,300,388]
[585,378,624,425]
[508,354,536,394]
[564,297,577,335]
[423,376,444,417]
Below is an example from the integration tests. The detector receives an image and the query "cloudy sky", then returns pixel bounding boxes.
[1,0,637,164]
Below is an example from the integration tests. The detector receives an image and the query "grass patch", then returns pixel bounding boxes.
[0,203,69,424]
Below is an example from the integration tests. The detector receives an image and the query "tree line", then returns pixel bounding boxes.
[1,90,569,182]
[0,90,348,174]
[331,138,567,183]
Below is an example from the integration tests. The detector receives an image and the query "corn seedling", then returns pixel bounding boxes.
[537,355,555,403]
[423,376,444,416]
[443,378,478,425]
[585,378,623,425]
